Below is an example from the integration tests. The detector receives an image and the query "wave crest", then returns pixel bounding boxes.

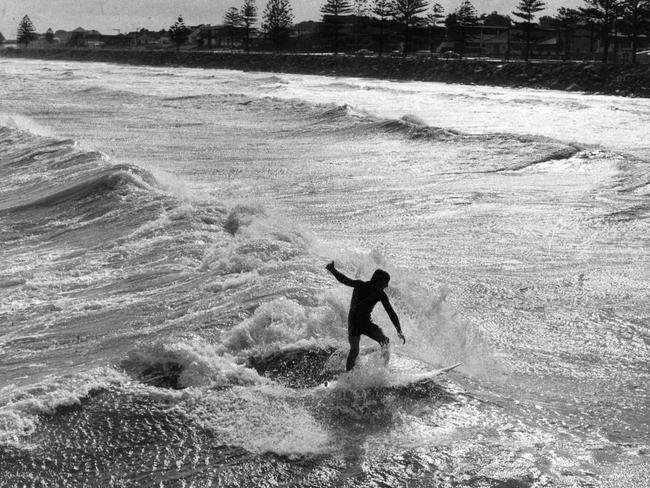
[223,297,343,355]
[3,165,157,212]
[0,126,159,213]
[121,337,264,389]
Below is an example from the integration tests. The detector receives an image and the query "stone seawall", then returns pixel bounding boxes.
[2,48,649,97]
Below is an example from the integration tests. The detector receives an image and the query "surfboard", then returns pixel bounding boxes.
[322,351,462,390]
[247,345,462,391]
[391,362,463,385]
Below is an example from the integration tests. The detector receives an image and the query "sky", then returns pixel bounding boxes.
[1,0,581,38]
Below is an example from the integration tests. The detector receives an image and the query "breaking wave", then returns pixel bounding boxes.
[0,125,158,213]
[121,337,265,389]
[0,116,498,460]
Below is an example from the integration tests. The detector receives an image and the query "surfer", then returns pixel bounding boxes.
[326,261,405,371]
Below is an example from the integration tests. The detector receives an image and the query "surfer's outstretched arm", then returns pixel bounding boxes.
[326,261,362,288]
[381,293,406,344]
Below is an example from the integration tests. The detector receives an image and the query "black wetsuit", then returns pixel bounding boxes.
[327,267,402,371]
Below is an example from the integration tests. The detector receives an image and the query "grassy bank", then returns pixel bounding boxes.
[3,48,649,97]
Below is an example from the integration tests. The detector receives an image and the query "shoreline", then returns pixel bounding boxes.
[2,48,650,97]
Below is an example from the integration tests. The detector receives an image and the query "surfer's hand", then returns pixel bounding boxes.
[325,261,335,272]
[398,332,406,345]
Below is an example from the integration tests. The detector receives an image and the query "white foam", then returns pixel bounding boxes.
[276,73,650,160]
[199,203,312,275]
[329,353,393,390]
[526,149,626,174]
[204,271,259,292]
[222,297,344,356]
[122,336,265,389]
[192,385,330,456]
[0,113,55,137]
[145,168,210,202]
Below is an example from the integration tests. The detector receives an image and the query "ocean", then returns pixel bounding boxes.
[0,57,648,487]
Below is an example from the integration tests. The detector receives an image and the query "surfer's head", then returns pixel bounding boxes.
[370,269,390,290]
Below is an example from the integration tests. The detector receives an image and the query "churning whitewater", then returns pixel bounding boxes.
[0,58,648,487]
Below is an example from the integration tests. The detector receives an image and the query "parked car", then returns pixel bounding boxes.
[355,49,374,56]
[637,50,650,64]
[441,51,460,59]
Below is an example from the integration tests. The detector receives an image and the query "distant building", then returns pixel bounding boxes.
[86,39,105,49]
[480,30,519,57]
[293,21,320,37]
[54,30,71,43]
[462,25,514,57]
[536,32,561,59]
[188,25,207,46]
[190,24,258,50]
[53,27,100,46]
[605,33,650,63]
[310,14,406,53]
[29,35,51,48]
[128,30,172,48]
[455,24,600,60]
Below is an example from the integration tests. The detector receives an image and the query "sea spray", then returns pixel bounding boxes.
[121,336,265,389]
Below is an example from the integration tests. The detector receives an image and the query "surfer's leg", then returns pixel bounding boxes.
[365,322,389,347]
[346,334,360,372]
[364,323,390,365]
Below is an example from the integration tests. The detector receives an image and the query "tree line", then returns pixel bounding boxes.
[168,0,292,52]
[9,0,650,64]
[210,0,649,62]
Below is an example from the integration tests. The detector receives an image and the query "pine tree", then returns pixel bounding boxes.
[241,0,258,53]
[427,3,445,27]
[45,27,55,43]
[452,0,478,58]
[321,0,352,54]
[224,6,243,49]
[372,0,394,56]
[426,3,445,53]
[169,15,190,50]
[456,1,478,22]
[352,0,369,51]
[262,0,294,49]
[17,15,37,47]
[512,0,546,61]
[556,7,582,60]
[353,0,369,17]
[392,0,429,55]
[580,0,617,63]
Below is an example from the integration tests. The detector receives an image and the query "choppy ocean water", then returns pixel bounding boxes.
[0,58,648,487]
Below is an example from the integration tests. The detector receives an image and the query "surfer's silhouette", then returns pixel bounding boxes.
[326,261,405,371]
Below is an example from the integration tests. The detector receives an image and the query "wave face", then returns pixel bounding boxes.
[1,58,649,488]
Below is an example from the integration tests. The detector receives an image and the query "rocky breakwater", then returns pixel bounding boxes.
[2,48,649,97]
